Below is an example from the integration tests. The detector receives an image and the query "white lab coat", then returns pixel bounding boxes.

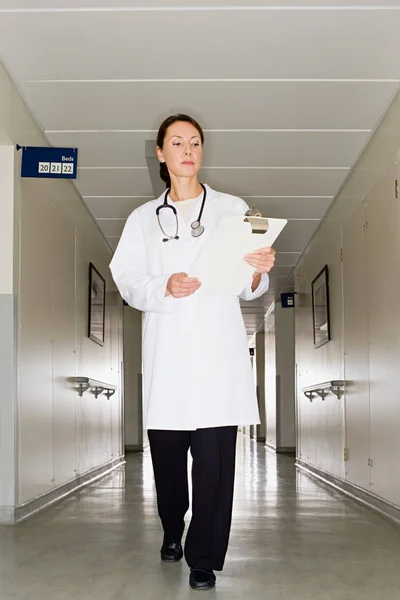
[110,185,269,431]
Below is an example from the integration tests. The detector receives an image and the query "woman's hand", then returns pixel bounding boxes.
[244,247,276,273]
[165,273,201,298]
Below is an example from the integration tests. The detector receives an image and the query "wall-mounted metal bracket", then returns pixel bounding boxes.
[73,377,117,400]
[316,388,330,401]
[93,385,105,399]
[76,378,90,397]
[330,381,345,399]
[302,380,346,402]
[304,391,315,402]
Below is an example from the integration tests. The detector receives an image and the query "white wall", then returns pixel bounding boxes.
[264,310,276,448]
[264,302,296,452]
[275,302,295,449]
[0,61,124,510]
[0,145,18,513]
[295,90,400,507]
[123,306,143,451]
[0,146,14,294]
[255,331,266,442]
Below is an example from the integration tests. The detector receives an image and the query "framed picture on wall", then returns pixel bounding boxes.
[88,262,106,346]
[311,265,331,349]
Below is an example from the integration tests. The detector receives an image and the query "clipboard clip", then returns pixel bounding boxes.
[244,206,269,234]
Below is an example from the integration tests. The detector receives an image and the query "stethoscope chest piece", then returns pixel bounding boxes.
[191,221,205,238]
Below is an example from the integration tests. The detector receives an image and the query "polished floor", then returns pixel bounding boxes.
[1,434,400,599]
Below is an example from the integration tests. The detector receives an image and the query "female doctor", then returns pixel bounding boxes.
[110,114,275,591]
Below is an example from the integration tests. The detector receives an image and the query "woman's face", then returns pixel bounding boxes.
[157,121,203,181]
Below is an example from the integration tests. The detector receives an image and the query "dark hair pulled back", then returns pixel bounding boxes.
[157,114,205,188]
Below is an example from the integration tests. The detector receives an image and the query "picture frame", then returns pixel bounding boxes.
[88,262,106,346]
[311,265,331,349]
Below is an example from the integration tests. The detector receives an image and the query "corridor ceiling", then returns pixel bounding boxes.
[0,1,399,335]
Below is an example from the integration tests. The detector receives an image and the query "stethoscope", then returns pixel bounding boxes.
[156,183,207,242]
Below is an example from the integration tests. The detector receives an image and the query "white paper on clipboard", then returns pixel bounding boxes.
[189,215,287,295]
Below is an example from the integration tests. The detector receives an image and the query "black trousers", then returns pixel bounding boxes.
[148,426,238,571]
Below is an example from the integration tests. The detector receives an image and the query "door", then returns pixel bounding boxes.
[366,164,400,505]
[343,202,370,490]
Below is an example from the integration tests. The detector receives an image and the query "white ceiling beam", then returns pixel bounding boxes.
[25,79,400,83]
[2,6,400,12]
[45,129,372,133]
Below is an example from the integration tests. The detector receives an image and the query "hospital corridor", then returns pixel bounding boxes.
[1,436,399,600]
[1,1,400,598]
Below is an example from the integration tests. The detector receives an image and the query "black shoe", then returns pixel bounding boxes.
[189,568,216,590]
[160,540,183,562]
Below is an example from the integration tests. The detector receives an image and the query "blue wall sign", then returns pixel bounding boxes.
[18,145,78,179]
[281,292,295,308]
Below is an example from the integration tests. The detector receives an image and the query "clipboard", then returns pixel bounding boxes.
[190,215,287,295]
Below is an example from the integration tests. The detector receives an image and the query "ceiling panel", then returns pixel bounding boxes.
[241,302,275,312]
[47,130,370,168]
[273,237,307,253]
[1,10,400,79]
[84,197,150,218]
[274,253,301,267]
[18,81,398,131]
[241,304,271,312]
[75,168,153,197]
[266,265,293,278]
[185,131,368,169]
[199,168,348,197]
[242,292,277,304]
[278,219,321,244]
[269,271,291,280]
[75,166,346,197]
[48,131,153,168]
[0,2,398,331]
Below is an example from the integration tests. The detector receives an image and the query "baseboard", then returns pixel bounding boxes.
[0,456,125,525]
[0,506,15,524]
[265,443,295,455]
[277,447,296,455]
[125,445,143,453]
[296,459,400,525]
